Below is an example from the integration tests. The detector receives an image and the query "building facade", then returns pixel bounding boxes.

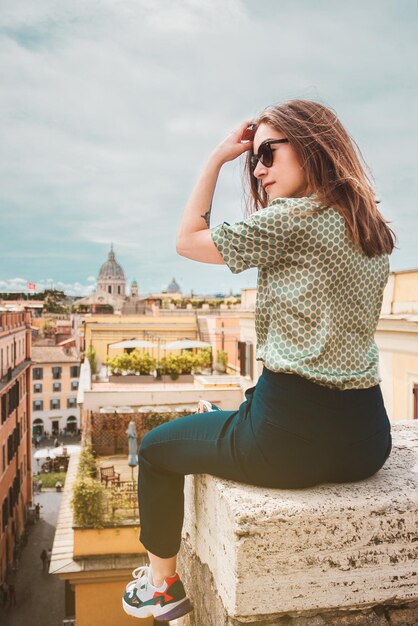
[75,313,199,370]
[377,268,418,421]
[31,346,81,436]
[0,309,32,582]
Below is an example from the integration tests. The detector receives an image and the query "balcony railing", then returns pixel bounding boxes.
[0,359,31,393]
[103,480,139,522]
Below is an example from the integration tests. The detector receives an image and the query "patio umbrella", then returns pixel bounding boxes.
[109,340,157,349]
[34,448,56,460]
[126,421,138,481]
[51,445,81,457]
[161,340,212,350]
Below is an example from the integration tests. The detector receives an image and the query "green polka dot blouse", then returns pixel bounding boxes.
[211,194,390,390]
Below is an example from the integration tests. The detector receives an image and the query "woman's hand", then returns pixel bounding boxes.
[209,120,254,166]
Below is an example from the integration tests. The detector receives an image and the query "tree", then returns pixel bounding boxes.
[85,346,97,374]
[43,289,69,314]
[41,319,56,338]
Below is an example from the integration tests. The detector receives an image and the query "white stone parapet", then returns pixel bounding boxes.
[179,421,418,625]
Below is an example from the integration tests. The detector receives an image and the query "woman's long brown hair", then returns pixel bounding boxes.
[245,99,397,257]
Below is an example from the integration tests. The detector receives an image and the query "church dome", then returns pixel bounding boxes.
[98,245,125,281]
[167,277,181,293]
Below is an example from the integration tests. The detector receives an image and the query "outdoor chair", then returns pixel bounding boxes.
[99,465,121,486]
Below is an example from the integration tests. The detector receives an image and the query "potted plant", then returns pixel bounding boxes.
[107,351,157,383]
[106,353,133,380]
[85,346,98,375]
[131,350,157,383]
[192,348,212,374]
[105,354,126,379]
[215,350,228,373]
[104,355,119,378]
[117,353,135,376]
[159,353,194,383]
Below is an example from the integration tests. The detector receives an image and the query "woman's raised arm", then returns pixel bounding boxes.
[176,121,253,264]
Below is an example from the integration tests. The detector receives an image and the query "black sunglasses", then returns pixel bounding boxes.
[250,139,289,171]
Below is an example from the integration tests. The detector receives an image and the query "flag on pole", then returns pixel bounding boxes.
[27,282,36,291]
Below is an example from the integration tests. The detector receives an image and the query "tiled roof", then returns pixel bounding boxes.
[31,346,80,363]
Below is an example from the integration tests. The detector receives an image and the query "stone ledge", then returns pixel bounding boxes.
[179,421,418,625]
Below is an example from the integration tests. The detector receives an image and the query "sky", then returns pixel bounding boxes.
[0,0,417,297]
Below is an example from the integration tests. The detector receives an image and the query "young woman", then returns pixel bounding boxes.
[122,99,396,622]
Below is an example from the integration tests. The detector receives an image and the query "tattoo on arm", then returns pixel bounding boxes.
[201,202,212,228]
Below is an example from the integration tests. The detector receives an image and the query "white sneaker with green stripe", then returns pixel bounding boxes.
[122,565,193,621]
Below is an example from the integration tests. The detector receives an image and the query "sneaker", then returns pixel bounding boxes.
[122,564,193,621]
[197,400,220,413]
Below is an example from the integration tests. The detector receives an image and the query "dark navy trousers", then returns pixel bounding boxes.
[138,367,392,558]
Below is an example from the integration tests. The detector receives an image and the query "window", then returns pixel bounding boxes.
[238,341,254,378]
[2,497,8,532]
[50,399,60,410]
[52,367,62,380]
[70,366,80,378]
[67,398,77,408]
[34,383,42,394]
[53,382,61,392]
[71,380,79,391]
[33,367,43,380]
[1,395,6,424]
[33,400,43,411]
[2,444,5,472]
[7,432,15,464]
[413,384,418,419]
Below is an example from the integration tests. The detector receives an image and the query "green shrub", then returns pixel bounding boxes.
[115,352,134,374]
[78,445,97,478]
[71,476,105,528]
[131,350,157,375]
[216,350,228,369]
[159,352,195,378]
[104,355,118,375]
[105,351,157,376]
[159,354,182,379]
[176,352,194,374]
[193,348,212,372]
[85,346,97,374]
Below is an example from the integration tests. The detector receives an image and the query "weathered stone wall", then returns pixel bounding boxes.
[179,544,418,625]
[178,422,418,626]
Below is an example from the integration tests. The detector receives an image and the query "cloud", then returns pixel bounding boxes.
[0,277,96,296]
[0,0,417,294]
